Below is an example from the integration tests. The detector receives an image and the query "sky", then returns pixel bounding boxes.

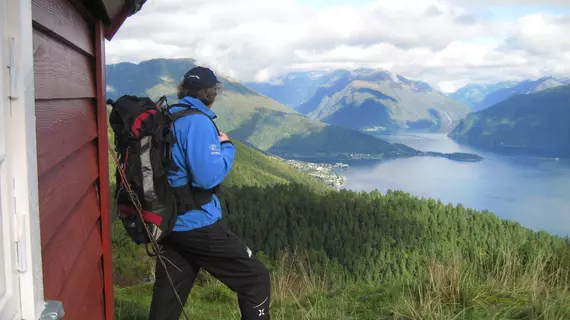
[106,0,570,93]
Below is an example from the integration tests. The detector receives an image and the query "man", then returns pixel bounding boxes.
[148,66,271,320]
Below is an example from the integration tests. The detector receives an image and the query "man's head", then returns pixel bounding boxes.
[177,66,223,107]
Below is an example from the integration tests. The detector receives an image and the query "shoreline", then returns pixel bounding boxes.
[283,159,349,189]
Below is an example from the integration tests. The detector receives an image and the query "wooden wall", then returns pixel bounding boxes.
[32,0,113,318]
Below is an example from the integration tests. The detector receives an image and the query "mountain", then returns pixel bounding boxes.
[470,76,570,112]
[449,85,570,158]
[245,70,335,108]
[248,68,471,134]
[449,81,518,109]
[106,58,415,161]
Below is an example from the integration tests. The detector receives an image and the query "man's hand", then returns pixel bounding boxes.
[219,132,230,143]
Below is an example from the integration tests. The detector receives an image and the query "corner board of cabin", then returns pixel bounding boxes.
[1,0,148,319]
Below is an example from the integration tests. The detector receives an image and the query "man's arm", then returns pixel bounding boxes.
[184,114,236,189]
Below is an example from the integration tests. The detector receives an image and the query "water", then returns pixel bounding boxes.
[338,134,570,237]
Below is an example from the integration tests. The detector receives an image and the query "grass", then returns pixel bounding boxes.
[114,247,570,320]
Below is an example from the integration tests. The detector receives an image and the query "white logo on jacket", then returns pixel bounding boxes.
[210,144,221,155]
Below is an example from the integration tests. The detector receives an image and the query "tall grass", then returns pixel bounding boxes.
[115,245,570,320]
[393,246,570,320]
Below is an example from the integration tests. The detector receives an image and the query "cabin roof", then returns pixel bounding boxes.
[81,0,147,40]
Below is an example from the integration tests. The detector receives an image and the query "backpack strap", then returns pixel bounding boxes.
[168,103,221,134]
[165,102,222,213]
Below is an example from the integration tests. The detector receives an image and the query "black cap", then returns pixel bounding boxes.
[183,66,220,89]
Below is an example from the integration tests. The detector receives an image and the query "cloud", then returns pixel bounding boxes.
[106,0,570,92]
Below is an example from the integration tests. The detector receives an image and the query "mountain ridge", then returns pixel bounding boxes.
[449,84,570,158]
[247,68,471,134]
[449,81,519,109]
[452,76,570,112]
[105,58,420,162]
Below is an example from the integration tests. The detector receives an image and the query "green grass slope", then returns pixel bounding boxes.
[449,85,570,158]
[114,183,570,319]
[106,58,414,161]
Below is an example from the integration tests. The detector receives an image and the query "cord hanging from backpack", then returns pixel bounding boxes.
[108,144,191,320]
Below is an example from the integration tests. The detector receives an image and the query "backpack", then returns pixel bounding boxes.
[107,95,220,253]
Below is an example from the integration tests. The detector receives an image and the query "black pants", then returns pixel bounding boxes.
[148,220,271,320]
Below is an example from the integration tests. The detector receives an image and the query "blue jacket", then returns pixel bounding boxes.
[167,96,236,231]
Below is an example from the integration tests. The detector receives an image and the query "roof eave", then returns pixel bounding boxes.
[104,0,147,41]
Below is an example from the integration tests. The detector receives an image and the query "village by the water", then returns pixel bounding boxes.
[285,159,348,189]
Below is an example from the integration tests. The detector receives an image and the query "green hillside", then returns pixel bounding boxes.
[114,183,570,319]
[449,85,570,158]
[222,139,328,192]
[106,58,414,161]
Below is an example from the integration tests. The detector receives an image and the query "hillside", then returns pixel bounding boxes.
[471,76,570,112]
[106,58,415,161]
[449,85,570,158]
[222,140,328,192]
[114,183,570,319]
[449,81,518,109]
[109,104,569,319]
[248,68,471,134]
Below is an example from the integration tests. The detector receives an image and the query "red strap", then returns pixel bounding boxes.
[132,109,157,137]
[118,204,163,226]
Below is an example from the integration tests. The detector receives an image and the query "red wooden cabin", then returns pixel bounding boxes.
[0,0,146,319]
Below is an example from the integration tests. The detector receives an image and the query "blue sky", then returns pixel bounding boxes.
[488,5,570,19]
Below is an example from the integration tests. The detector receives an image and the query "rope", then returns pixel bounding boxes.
[108,144,191,320]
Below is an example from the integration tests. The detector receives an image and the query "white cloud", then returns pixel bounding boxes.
[107,0,570,92]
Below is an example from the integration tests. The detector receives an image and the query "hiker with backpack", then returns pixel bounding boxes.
[108,66,271,320]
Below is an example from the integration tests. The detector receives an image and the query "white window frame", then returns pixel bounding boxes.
[1,0,57,319]
[0,0,21,317]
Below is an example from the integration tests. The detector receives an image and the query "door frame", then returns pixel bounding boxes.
[0,0,21,317]
[4,0,46,319]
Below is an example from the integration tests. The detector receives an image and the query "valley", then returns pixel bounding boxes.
[106,58,484,164]
[107,57,570,320]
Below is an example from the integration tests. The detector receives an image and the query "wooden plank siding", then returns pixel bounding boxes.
[35,99,98,176]
[41,185,101,298]
[32,29,96,100]
[38,141,99,247]
[31,0,94,55]
[32,0,114,318]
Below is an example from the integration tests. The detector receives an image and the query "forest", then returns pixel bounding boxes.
[112,141,570,319]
